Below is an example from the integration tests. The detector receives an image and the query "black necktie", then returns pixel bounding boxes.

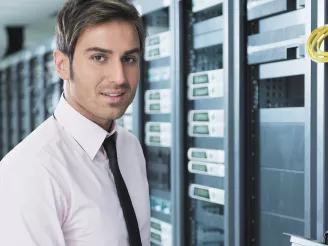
[103,135,142,246]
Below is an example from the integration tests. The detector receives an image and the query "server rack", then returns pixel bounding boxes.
[132,0,244,246]
[245,0,317,245]
[6,63,14,151]
[140,6,173,246]
[131,0,244,245]
[9,62,19,149]
[21,52,33,140]
[17,57,27,142]
[1,60,10,158]
[183,1,226,245]
[181,0,244,245]
[30,52,43,131]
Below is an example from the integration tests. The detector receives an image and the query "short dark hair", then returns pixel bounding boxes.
[56,0,146,64]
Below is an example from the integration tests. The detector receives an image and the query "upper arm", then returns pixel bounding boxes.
[0,159,66,246]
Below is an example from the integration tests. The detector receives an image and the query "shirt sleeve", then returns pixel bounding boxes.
[0,158,66,246]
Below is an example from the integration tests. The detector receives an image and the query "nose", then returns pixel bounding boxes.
[109,59,126,85]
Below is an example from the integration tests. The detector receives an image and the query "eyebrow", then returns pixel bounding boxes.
[85,47,141,56]
[124,48,141,56]
[86,47,112,54]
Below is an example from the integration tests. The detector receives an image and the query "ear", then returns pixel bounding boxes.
[53,49,71,80]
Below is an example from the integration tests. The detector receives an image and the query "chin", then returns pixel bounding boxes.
[109,110,126,121]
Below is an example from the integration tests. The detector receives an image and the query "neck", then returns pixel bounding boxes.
[63,87,112,131]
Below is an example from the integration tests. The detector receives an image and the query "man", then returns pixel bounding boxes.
[0,0,150,245]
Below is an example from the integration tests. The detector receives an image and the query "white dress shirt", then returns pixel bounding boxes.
[0,95,150,246]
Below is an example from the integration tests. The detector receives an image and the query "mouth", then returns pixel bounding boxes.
[101,91,127,104]
[101,92,125,97]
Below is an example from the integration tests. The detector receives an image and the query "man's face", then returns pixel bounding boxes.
[55,20,141,130]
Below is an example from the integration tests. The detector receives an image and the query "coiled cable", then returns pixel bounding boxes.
[306,25,328,63]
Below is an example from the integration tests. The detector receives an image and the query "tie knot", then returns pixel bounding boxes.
[103,134,117,155]
[103,134,115,144]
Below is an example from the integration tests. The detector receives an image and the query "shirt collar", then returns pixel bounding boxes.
[53,93,117,160]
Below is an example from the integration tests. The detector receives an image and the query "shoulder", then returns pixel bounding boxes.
[0,146,66,200]
[0,117,67,178]
[0,118,70,198]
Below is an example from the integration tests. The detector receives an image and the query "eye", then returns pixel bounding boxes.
[122,56,137,63]
[92,55,106,62]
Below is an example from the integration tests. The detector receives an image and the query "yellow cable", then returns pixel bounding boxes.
[306,25,328,63]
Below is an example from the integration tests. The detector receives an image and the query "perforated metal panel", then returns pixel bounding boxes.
[259,75,304,108]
